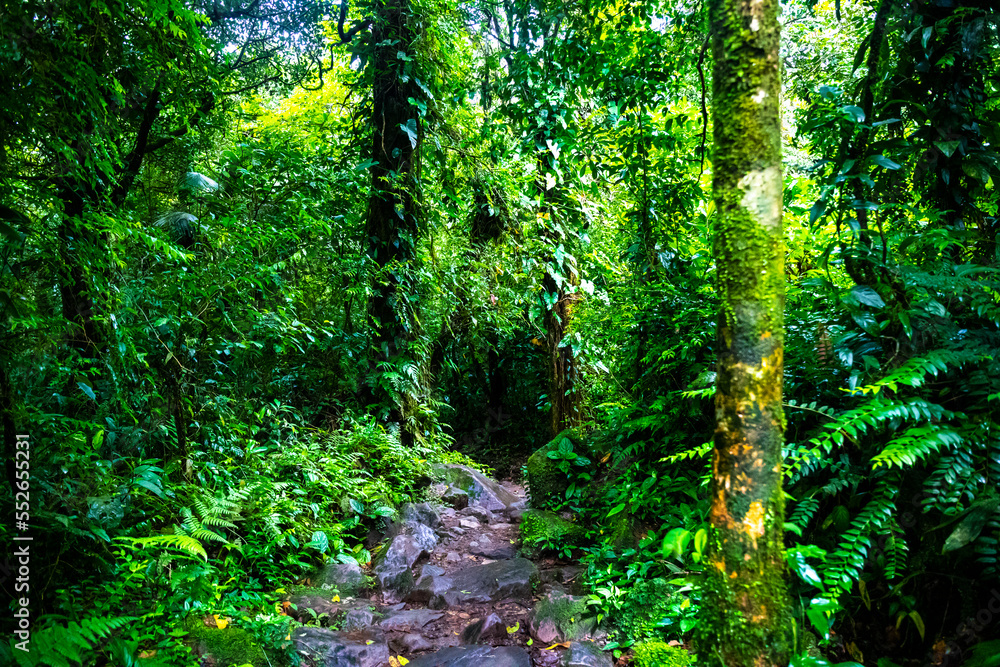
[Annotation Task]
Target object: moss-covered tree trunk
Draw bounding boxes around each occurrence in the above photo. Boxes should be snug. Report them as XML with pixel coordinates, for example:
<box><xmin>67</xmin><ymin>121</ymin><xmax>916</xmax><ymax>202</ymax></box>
<box><xmin>698</xmin><ymin>0</ymin><xmax>791</xmax><ymax>663</ymax></box>
<box><xmin>364</xmin><ymin>0</ymin><xmax>421</xmax><ymax>439</ymax></box>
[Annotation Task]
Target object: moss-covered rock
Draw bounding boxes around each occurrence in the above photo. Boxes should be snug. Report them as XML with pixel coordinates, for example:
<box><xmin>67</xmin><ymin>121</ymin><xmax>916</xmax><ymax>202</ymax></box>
<box><xmin>185</xmin><ymin>616</ymin><xmax>267</xmax><ymax>667</ymax></box>
<box><xmin>520</xmin><ymin>509</ymin><xmax>584</xmax><ymax>556</ymax></box>
<box><xmin>525</xmin><ymin>429</ymin><xmax>588</xmax><ymax>508</ymax></box>
<box><xmin>529</xmin><ymin>587</ymin><xmax>599</xmax><ymax>642</ymax></box>
<box><xmin>633</xmin><ymin>641</ymin><xmax>692</xmax><ymax>667</ymax></box>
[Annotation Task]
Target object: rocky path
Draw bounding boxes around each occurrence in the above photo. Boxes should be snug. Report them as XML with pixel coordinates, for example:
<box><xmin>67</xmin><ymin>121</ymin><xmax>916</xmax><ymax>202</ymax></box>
<box><xmin>286</xmin><ymin>464</ymin><xmax>609</xmax><ymax>667</ymax></box>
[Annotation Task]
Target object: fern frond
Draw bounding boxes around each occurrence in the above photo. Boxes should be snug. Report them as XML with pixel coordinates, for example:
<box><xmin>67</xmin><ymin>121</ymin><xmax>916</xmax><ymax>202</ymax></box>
<box><xmin>12</xmin><ymin>615</ymin><xmax>137</xmax><ymax>666</ymax></box>
<box><xmin>821</xmin><ymin>480</ymin><xmax>898</xmax><ymax>594</ymax></box>
<box><xmin>116</xmin><ymin>534</ymin><xmax>208</xmax><ymax>560</ymax></box>
<box><xmin>871</xmin><ymin>425</ymin><xmax>964</xmax><ymax>469</ymax></box>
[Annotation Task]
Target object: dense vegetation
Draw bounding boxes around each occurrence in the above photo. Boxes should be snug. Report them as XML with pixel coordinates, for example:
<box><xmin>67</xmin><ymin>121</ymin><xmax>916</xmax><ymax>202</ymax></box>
<box><xmin>2</xmin><ymin>0</ymin><xmax>1000</xmax><ymax>665</ymax></box>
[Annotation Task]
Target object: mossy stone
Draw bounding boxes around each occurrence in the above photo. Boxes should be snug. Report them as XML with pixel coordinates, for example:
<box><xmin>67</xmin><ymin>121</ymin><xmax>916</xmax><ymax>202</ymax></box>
<box><xmin>633</xmin><ymin>641</ymin><xmax>692</xmax><ymax>667</ymax></box>
<box><xmin>526</xmin><ymin>428</ymin><xmax>587</xmax><ymax>509</ymax></box>
<box><xmin>530</xmin><ymin>587</ymin><xmax>597</xmax><ymax>642</ymax></box>
<box><xmin>520</xmin><ymin>509</ymin><xmax>583</xmax><ymax>556</ymax></box>
<box><xmin>185</xmin><ymin>616</ymin><xmax>267</xmax><ymax>667</ymax></box>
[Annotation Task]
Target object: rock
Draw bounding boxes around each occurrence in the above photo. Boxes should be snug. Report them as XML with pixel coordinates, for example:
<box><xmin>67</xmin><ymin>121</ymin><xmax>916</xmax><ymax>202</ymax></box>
<box><xmin>431</xmin><ymin>464</ymin><xmax>520</xmax><ymax>511</ymax></box>
<box><xmin>292</xmin><ymin>626</ymin><xmax>389</xmax><ymax>667</ymax></box>
<box><xmin>410</xmin><ymin>558</ymin><xmax>538</xmax><ymax>609</ymax></box>
<box><xmin>562</xmin><ymin>642</ymin><xmax>612</xmax><ymax>667</ymax></box>
<box><xmin>441</xmin><ymin>486</ymin><xmax>470</xmax><ymax>509</ymax></box>
<box><xmin>445</xmin><ymin>552</ymin><xmax>462</xmax><ymax>562</ymax></box>
<box><xmin>441</xmin><ymin>507</ymin><xmax>458</xmax><ymax>519</ymax></box>
<box><xmin>508</xmin><ymin>506</ymin><xmax>526</xmax><ymax>522</ymax></box>
<box><xmin>459</xmin><ymin>517</ymin><xmax>480</xmax><ymax>530</ymax></box>
<box><xmin>525</xmin><ymin>429</ymin><xmax>587</xmax><ymax>509</ymax></box>
<box><xmin>459</xmin><ymin>506</ymin><xmax>494</xmax><ymax>523</ymax></box>
<box><xmin>471</xmin><ymin>542</ymin><xmax>516</xmax><ymax>559</ymax></box>
<box><xmin>313</xmin><ymin>562</ymin><xmax>367</xmax><ymax>597</ymax></box>
<box><xmin>406</xmin><ymin>645</ymin><xmax>532</xmax><ymax>667</ymax></box>
<box><xmin>379</xmin><ymin>609</ymin><xmax>445</xmax><ymax>632</ymax></box>
<box><xmin>461</xmin><ymin>613</ymin><xmax>507</xmax><ymax>644</ymax></box>
<box><xmin>375</xmin><ymin>524</ymin><xmax>439</xmax><ymax>602</ymax></box>
<box><xmin>490</xmin><ymin>523</ymin><xmax>514</xmax><ymax>531</ymax></box>
<box><xmin>400</xmin><ymin>502</ymin><xmax>443</xmax><ymax>530</ymax></box>
<box><xmin>393</xmin><ymin>633</ymin><xmax>435</xmax><ymax>653</ymax></box>
<box><xmin>534</xmin><ymin>649</ymin><xmax>561</xmax><ymax>667</ymax></box>
<box><xmin>340</xmin><ymin>608</ymin><xmax>376</xmax><ymax>631</ymax></box>
<box><xmin>520</xmin><ymin>509</ymin><xmax>583</xmax><ymax>557</ymax></box>
<box><xmin>385</xmin><ymin>602</ymin><xmax>406</xmax><ymax>611</ymax></box>
<box><xmin>452</xmin><ymin>527</ymin><xmax>465</xmax><ymax>535</ymax></box>
<box><xmin>477</xmin><ymin>533</ymin><xmax>492</xmax><ymax>545</ymax></box>
<box><xmin>421</xmin><ymin>564</ymin><xmax>446</xmax><ymax>577</ymax></box>
<box><xmin>530</xmin><ymin>587</ymin><xmax>599</xmax><ymax>643</ymax></box>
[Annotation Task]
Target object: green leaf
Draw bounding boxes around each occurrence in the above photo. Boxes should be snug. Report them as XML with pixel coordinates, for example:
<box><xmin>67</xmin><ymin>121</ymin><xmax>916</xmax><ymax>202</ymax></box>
<box><xmin>400</xmin><ymin>119</ymin><xmax>418</xmax><ymax>149</ymax></box>
<box><xmin>842</xmin><ymin>105</ymin><xmax>865</xmax><ymax>122</ymax></box>
<box><xmin>851</xmin><ymin>286</ymin><xmax>885</xmax><ymax>308</ymax></box>
<box><xmin>606</xmin><ymin>503</ymin><xmax>626</xmax><ymax>518</ymax></box>
<box><xmin>934</xmin><ymin>140</ymin><xmax>961</xmax><ymax>158</ymax></box>
<box><xmin>870</xmin><ymin>155</ymin><xmax>901</xmax><ymax>170</ymax></box>
<box><xmin>77</xmin><ymin>382</ymin><xmax>97</xmax><ymax>401</ymax></box>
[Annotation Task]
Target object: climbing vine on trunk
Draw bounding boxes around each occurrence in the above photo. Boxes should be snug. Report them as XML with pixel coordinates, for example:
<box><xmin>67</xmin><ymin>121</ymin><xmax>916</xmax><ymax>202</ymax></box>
<box><xmin>696</xmin><ymin>0</ymin><xmax>791</xmax><ymax>663</ymax></box>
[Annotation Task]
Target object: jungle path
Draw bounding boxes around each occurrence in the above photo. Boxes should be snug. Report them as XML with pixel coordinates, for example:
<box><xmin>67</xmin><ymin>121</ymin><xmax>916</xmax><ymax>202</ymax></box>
<box><xmin>282</xmin><ymin>463</ymin><xmax>610</xmax><ymax>667</ymax></box>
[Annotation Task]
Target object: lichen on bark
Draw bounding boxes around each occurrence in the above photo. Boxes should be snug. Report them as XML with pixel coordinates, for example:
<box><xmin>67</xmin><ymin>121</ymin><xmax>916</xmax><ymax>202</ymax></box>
<box><xmin>696</xmin><ymin>0</ymin><xmax>792</xmax><ymax>663</ymax></box>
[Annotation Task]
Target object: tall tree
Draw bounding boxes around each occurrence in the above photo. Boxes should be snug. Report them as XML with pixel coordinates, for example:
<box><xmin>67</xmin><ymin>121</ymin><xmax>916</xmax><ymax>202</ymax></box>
<box><xmin>698</xmin><ymin>0</ymin><xmax>791</xmax><ymax>662</ymax></box>
<box><xmin>362</xmin><ymin>0</ymin><xmax>423</xmax><ymax>437</ymax></box>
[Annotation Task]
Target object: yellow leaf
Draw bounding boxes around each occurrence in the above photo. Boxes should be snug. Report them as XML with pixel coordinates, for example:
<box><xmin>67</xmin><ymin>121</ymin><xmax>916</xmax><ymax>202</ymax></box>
<box><xmin>680</xmin><ymin>599</ymin><xmax>691</xmax><ymax>609</ymax></box>
<box><xmin>366</xmin><ymin>640</ymin><xmax>374</xmax><ymax>645</ymax></box>
<box><xmin>399</xmin><ymin>658</ymin><xmax>409</xmax><ymax>666</ymax></box>
<box><xmin>332</xmin><ymin>595</ymin><xmax>340</xmax><ymax>602</ymax></box>
<box><xmin>389</xmin><ymin>658</ymin><xmax>400</xmax><ymax>667</ymax></box>
<box><xmin>506</xmin><ymin>622</ymin><xmax>520</xmax><ymax>634</ymax></box>
<box><xmin>213</xmin><ymin>615</ymin><xmax>229</xmax><ymax>630</ymax></box>
<box><xmin>527</xmin><ymin>639</ymin><xmax>533</xmax><ymax>646</ymax></box>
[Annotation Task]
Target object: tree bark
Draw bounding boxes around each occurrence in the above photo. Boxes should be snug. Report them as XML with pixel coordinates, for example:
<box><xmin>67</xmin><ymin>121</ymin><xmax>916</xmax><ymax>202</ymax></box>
<box><xmin>697</xmin><ymin>0</ymin><xmax>791</xmax><ymax>663</ymax></box>
<box><xmin>364</xmin><ymin>0</ymin><xmax>421</xmax><ymax>440</ymax></box>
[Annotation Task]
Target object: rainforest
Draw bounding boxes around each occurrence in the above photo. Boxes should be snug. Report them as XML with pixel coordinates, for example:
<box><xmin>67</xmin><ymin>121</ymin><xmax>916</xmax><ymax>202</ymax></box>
<box><xmin>2</xmin><ymin>0</ymin><xmax>1000</xmax><ymax>666</ymax></box>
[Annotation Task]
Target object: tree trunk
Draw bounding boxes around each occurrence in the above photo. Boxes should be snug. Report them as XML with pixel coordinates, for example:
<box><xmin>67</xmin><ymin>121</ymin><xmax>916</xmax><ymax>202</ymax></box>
<box><xmin>698</xmin><ymin>0</ymin><xmax>791</xmax><ymax>663</ymax></box>
<box><xmin>364</xmin><ymin>0</ymin><xmax>421</xmax><ymax>440</ymax></box>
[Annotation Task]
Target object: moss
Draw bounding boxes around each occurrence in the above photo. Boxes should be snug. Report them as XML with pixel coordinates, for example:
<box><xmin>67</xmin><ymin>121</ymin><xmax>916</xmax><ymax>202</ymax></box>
<box><xmin>614</xmin><ymin>578</ymin><xmax>673</xmax><ymax>640</ymax></box>
<box><xmin>185</xmin><ymin>616</ymin><xmax>267</xmax><ymax>667</ymax></box>
<box><xmin>634</xmin><ymin>641</ymin><xmax>693</xmax><ymax>667</ymax></box>
<box><xmin>520</xmin><ymin>509</ymin><xmax>583</xmax><ymax>555</ymax></box>
<box><xmin>532</xmin><ymin>589</ymin><xmax>596</xmax><ymax>640</ymax></box>
<box><xmin>525</xmin><ymin>428</ymin><xmax>587</xmax><ymax>509</ymax></box>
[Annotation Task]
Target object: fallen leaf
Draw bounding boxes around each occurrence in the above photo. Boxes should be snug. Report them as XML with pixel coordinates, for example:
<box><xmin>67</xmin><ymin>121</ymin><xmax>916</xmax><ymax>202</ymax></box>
<box><xmin>506</xmin><ymin>622</ymin><xmax>520</xmax><ymax>634</ymax></box>
<box><xmin>399</xmin><ymin>658</ymin><xmax>409</xmax><ymax>666</ymax></box>
<box><xmin>138</xmin><ymin>651</ymin><xmax>157</xmax><ymax>658</ymax></box>
<box><xmin>332</xmin><ymin>594</ymin><xmax>341</xmax><ymax>602</ymax></box>
<box><xmin>543</xmin><ymin>642</ymin><xmax>571</xmax><ymax>650</ymax></box>
<box><xmin>212</xmin><ymin>615</ymin><xmax>229</xmax><ymax>630</ymax></box>
<box><xmin>366</xmin><ymin>640</ymin><xmax>374</xmax><ymax>645</ymax></box>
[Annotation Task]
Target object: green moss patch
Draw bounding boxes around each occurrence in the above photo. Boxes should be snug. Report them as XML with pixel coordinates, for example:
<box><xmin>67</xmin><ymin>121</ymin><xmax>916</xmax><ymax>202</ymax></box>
<box><xmin>185</xmin><ymin>616</ymin><xmax>267</xmax><ymax>667</ymax></box>
<box><xmin>634</xmin><ymin>641</ymin><xmax>693</xmax><ymax>667</ymax></box>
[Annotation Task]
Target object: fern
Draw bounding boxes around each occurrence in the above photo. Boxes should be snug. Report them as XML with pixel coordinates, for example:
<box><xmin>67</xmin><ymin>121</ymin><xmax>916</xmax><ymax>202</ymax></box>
<box><xmin>116</xmin><ymin>534</ymin><xmax>208</xmax><ymax>560</ymax></box>
<box><xmin>11</xmin><ymin>615</ymin><xmax>136</xmax><ymax>667</ymax></box>
<box><xmin>821</xmin><ymin>480</ymin><xmax>898</xmax><ymax>595</ymax></box>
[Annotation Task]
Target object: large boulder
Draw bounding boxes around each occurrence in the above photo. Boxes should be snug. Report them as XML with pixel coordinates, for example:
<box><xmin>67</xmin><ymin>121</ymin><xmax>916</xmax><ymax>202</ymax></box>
<box><xmin>525</xmin><ymin>429</ymin><xmax>584</xmax><ymax>508</ymax></box>
<box><xmin>292</xmin><ymin>626</ymin><xmax>390</xmax><ymax>667</ymax></box>
<box><xmin>430</xmin><ymin>464</ymin><xmax>520</xmax><ymax>511</ymax></box>
<box><xmin>312</xmin><ymin>562</ymin><xmax>367</xmax><ymax>597</ymax></box>
<box><xmin>520</xmin><ymin>509</ymin><xmax>584</xmax><ymax>557</ymax></box>
<box><xmin>400</xmin><ymin>502</ymin><xmax>443</xmax><ymax>530</ymax></box>
<box><xmin>406</xmin><ymin>646</ymin><xmax>532</xmax><ymax>667</ymax></box>
<box><xmin>409</xmin><ymin>558</ymin><xmax>539</xmax><ymax>609</ymax></box>
<box><xmin>375</xmin><ymin>522</ymin><xmax>439</xmax><ymax>602</ymax></box>
<box><xmin>530</xmin><ymin>587</ymin><xmax>599</xmax><ymax>643</ymax></box>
